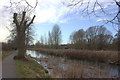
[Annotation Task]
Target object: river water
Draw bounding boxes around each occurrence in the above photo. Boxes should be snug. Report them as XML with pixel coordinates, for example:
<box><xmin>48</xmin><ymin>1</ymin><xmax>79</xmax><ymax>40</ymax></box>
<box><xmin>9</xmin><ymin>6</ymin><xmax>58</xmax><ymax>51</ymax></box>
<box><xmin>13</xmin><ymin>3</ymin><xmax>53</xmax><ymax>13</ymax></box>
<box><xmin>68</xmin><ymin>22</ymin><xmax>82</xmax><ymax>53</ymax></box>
<box><xmin>26</xmin><ymin>50</ymin><xmax>119</xmax><ymax>78</ymax></box>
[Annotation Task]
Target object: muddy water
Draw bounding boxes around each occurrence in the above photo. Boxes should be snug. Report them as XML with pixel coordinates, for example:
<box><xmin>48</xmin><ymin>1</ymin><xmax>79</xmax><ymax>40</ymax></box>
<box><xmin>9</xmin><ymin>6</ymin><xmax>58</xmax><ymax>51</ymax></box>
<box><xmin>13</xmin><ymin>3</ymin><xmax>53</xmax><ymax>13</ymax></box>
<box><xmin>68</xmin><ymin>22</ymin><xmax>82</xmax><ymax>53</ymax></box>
<box><xmin>26</xmin><ymin>50</ymin><xmax>119</xmax><ymax>78</ymax></box>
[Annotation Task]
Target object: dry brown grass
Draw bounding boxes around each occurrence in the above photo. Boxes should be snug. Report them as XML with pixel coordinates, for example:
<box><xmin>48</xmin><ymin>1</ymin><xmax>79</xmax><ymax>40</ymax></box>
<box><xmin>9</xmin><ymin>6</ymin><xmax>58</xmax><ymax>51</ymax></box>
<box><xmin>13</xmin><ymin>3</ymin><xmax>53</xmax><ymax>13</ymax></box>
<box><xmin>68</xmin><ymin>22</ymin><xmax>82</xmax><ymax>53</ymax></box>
<box><xmin>32</xmin><ymin>56</ymin><xmax>111</xmax><ymax>78</ymax></box>
<box><xmin>28</xmin><ymin>48</ymin><xmax>118</xmax><ymax>63</ymax></box>
<box><xmin>53</xmin><ymin>62</ymin><xmax>110</xmax><ymax>78</ymax></box>
<box><xmin>52</xmin><ymin>63</ymin><xmax>84</xmax><ymax>78</ymax></box>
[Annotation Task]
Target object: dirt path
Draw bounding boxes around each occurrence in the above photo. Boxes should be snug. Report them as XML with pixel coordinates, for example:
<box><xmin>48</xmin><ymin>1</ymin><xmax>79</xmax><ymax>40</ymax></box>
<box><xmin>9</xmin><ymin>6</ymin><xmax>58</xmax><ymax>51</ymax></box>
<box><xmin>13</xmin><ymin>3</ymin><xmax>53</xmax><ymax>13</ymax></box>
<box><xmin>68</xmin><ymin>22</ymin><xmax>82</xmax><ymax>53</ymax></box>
<box><xmin>2</xmin><ymin>52</ymin><xmax>18</xmax><ymax>78</ymax></box>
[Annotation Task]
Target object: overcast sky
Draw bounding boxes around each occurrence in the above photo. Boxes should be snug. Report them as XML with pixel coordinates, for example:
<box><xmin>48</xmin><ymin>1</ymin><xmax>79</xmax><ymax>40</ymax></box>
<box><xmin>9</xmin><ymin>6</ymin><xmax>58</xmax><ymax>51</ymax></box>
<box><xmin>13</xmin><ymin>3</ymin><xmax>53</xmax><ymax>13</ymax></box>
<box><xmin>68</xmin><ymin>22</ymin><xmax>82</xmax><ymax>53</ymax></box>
<box><xmin>0</xmin><ymin>0</ymin><xmax>119</xmax><ymax>44</ymax></box>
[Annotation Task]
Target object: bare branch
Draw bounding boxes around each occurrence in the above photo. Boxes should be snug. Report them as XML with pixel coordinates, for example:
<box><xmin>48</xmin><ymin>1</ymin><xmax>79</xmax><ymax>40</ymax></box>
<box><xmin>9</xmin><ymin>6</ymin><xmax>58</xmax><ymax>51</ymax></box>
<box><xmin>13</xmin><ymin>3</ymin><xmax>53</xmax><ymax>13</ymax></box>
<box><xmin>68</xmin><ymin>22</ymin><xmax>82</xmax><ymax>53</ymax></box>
<box><xmin>24</xmin><ymin>0</ymin><xmax>38</xmax><ymax>9</ymax></box>
<box><xmin>88</xmin><ymin>0</ymin><xmax>99</xmax><ymax>17</ymax></box>
<box><xmin>102</xmin><ymin>10</ymin><xmax>120</xmax><ymax>27</ymax></box>
<box><xmin>26</xmin><ymin>15</ymin><xmax>36</xmax><ymax>29</ymax></box>
<box><xmin>9</xmin><ymin>0</ymin><xmax>38</xmax><ymax>13</ymax></box>
<box><xmin>67</xmin><ymin>0</ymin><xmax>83</xmax><ymax>7</ymax></box>
<box><xmin>13</xmin><ymin>13</ymin><xmax>19</xmax><ymax>27</ymax></box>
<box><xmin>114</xmin><ymin>0</ymin><xmax>120</xmax><ymax>7</ymax></box>
<box><xmin>66</xmin><ymin>0</ymin><xmax>120</xmax><ymax>25</ymax></box>
<box><xmin>10</xmin><ymin>0</ymin><xmax>12</xmax><ymax>7</ymax></box>
<box><xmin>20</xmin><ymin>11</ymin><xmax>26</xmax><ymax>26</ymax></box>
<box><xmin>81</xmin><ymin>0</ymin><xmax>90</xmax><ymax>14</ymax></box>
<box><xmin>34</xmin><ymin>0</ymin><xmax>38</xmax><ymax>9</ymax></box>
<box><xmin>96</xmin><ymin>1</ymin><xmax>109</xmax><ymax>15</ymax></box>
<box><xmin>24</xmin><ymin>0</ymin><xmax>33</xmax><ymax>8</ymax></box>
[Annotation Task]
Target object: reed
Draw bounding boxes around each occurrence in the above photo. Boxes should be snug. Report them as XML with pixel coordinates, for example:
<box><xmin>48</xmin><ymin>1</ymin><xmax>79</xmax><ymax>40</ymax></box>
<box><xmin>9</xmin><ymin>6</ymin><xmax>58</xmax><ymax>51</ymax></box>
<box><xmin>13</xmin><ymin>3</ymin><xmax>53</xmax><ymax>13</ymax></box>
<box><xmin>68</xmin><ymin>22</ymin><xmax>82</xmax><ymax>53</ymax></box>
<box><xmin>28</xmin><ymin>48</ymin><xmax>118</xmax><ymax>63</ymax></box>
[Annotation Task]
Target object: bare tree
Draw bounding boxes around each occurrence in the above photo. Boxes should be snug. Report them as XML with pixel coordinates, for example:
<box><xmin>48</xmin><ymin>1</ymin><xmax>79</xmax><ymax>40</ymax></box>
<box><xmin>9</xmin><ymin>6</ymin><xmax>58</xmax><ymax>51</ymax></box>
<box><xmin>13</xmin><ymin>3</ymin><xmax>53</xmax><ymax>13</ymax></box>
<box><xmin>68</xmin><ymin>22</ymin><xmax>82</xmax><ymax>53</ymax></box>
<box><xmin>25</xmin><ymin>27</ymin><xmax>35</xmax><ymax>46</ymax></box>
<box><xmin>49</xmin><ymin>24</ymin><xmax>62</xmax><ymax>49</ymax></box>
<box><xmin>40</xmin><ymin>35</ymin><xmax>44</xmax><ymax>46</ymax></box>
<box><xmin>70</xmin><ymin>29</ymin><xmax>85</xmax><ymax>49</ymax></box>
<box><xmin>70</xmin><ymin>26</ymin><xmax>113</xmax><ymax>50</ymax></box>
<box><xmin>13</xmin><ymin>11</ymin><xmax>35</xmax><ymax>59</ymax></box>
<box><xmin>8</xmin><ymin>22</ymin><xmax>34</xmax><ymax>47</ymax></box>
<box><xmin>48</xmin><ymin>31</ymin><xmax>53</xmax><ymax>48</ymax></box>
<box><xmin>85</xmin><ymin>26</ymin><xmax>113</xmax><ymax>50</ymax></box>
<box><xmin>96</xmin><ymin>26</ymin><xmax>113</xmax><ymax>50</ymax></box>
<box><xmin>85</xmin><ymin>26</ymin><xmax>98</xmax><ymax>50</ymax></box>
<box><xmin>44</xmin><ymin>34</ymin><xmax>48</xmax><ymax>46</ymax></box>
<box><xmin>6</xmin><ymin>0</ymin><xmax>38</xmax><ymax>59</ymax></box>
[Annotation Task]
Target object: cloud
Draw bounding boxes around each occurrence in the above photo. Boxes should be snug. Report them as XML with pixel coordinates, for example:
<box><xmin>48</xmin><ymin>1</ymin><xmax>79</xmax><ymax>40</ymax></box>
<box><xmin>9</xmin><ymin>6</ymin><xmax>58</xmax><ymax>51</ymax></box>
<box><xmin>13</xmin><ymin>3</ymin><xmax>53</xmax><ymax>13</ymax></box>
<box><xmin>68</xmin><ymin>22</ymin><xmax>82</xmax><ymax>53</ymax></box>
<box><xmin>34</xmin><ymin>0</ymin><xmax>71</xmax><ymax>24</ymax></box>
<box><xmin>0</xmin><ymin>26</ymin><xmax>10</xmax><ymax>42</ymax></box>
<box><xmin>59</xmin><ymin>19</ymin><xmax>67</xmax><ymax>23</ymax></box>
<box><xmin>97</xmin><ymin>18</ymin><xmax>108</xmax><ymax>22</ymax></box>
<box><xmin>0</xmin><ymin>0</ymin><xmax>116</xmax><ymax>24</ymax></box>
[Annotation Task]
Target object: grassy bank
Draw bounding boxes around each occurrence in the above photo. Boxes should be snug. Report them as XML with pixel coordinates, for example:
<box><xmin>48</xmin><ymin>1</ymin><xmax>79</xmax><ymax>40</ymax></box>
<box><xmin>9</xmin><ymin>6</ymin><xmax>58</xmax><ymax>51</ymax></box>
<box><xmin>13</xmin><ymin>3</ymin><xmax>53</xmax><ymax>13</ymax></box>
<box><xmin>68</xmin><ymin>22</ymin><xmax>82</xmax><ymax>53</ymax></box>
<box><xmin>16</xmin><ymin>55</ymin><xmax>51</xmax><ymax>78</ymax></box>
<box><xmin>28</xmin><ymin>48</ymin><xmax>118</xmax><ymax>63</ymax></box>
<box><xmin>2</xmin><ymin>51</ymin><xmax>16</xmax><ymax>60</ymax></box>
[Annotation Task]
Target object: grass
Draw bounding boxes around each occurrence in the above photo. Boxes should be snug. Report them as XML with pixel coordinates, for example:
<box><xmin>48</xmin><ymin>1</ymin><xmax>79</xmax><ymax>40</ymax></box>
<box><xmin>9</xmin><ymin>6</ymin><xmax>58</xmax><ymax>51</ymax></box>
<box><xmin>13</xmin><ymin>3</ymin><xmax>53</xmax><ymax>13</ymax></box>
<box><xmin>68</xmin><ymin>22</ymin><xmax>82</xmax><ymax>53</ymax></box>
<box><xmin>16</xmin><ymin>55</ymin><xmax>51</xmax><ymax>78</ymax></box>
<box><xmin>28</xmin><ymin>48</ymin><xmax>118</xmax><ymax>63</ymax></box>
<box><xmin>2</xmin><ymin>51</ymin><xmax>16</xmax><ymax>60</ymax></box>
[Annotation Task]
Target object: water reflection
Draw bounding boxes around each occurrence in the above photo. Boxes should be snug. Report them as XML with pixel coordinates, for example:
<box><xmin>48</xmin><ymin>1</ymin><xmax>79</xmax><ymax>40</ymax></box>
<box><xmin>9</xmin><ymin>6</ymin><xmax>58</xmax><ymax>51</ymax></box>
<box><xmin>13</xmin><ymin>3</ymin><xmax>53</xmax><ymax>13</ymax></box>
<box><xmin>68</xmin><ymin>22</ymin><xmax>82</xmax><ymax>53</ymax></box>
<box><xmin>27</xmin><ymin>50</ymin><xmax>47</xmax><ymax>58</ymax></box>
<box><xmin>26</xmin><ymin>50</ymin><xmax>119</xmax><ymax>78</ymax></box>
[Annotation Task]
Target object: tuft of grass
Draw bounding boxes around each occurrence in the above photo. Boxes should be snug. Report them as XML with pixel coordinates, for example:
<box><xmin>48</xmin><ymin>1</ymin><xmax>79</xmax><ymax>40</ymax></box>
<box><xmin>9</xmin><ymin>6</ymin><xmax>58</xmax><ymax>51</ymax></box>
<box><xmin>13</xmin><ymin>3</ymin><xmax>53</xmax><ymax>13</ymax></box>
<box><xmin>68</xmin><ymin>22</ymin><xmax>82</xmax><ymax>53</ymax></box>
<box><xmin>16</xmin><ymin>55</ymin><xmax>51</xmax><ymax>78</ymax></box>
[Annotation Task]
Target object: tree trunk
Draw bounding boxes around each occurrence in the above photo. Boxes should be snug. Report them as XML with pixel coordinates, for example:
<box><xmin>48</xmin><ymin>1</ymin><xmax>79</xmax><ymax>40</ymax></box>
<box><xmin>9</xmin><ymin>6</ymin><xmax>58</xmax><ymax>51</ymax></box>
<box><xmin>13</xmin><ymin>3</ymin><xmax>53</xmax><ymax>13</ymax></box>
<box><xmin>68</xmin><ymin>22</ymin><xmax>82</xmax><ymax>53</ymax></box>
<box><xmin>118</xmin><ymin>5</ymin><xmax>120</xmax><ymax>63</ymax></box>
<box><xmin>118</xmin><ymin>29</ymin><xmax>120</xmax><ymax>77</ymax></box>
<box><xmin>17</xmin><ymin>30</ymin><xmax>26</xmax><ymax>59</ymax></box>
<box><xmin>118</xmin><ymin>29</ymin><xmax>120</xmax><ymax>61</ymax></box>
<box><xmin>13</xmin><ymin>12</ymin><xmax>35</xmax><ymax>59</ymax></box>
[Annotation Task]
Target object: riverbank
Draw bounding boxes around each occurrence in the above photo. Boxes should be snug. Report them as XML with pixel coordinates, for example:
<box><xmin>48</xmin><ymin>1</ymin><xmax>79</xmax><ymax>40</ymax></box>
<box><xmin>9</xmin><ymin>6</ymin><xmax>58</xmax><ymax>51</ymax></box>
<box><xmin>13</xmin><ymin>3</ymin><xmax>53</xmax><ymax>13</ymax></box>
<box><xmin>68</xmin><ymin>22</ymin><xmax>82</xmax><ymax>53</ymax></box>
<box><xmin>27</xmin><ymin>50</ymin><xmax>119</xmax><ymax>78</ymax></box>
<box><xmin>16</xmin><ymin>55</ymin><xmax>51</xmax><ymax>78</ymax></box>
<box><xmin>28</xmin><ymin>48</ymin><xmax>118</xmax><ymax>63</ymax></box>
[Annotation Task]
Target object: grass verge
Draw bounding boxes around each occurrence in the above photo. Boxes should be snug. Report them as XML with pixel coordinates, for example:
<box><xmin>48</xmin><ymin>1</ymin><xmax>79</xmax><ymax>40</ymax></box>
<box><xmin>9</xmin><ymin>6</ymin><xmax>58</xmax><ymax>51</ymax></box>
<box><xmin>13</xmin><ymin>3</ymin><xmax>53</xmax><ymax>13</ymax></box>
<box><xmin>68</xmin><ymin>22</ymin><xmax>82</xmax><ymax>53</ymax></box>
<box><xmin>16</xmin><ymin>55</ymin><xmax>51</xmax><ymax>78</ymax></box>
<box><xmin>2</xmin><ymin>51</ymin><xmax>16</xmax><ymax>60</ymax></box>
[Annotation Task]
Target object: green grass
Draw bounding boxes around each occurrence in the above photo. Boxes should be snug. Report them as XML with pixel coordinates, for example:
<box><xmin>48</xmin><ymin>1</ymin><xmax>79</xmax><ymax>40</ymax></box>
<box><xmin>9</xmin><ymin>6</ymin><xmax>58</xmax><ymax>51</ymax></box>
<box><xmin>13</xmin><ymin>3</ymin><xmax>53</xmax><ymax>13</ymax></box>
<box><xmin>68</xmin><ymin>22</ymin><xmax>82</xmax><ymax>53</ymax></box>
<box><xmin>16</xmin><ymin>55</ymin><xmax>51</xmax><ymax>78</ymax></box>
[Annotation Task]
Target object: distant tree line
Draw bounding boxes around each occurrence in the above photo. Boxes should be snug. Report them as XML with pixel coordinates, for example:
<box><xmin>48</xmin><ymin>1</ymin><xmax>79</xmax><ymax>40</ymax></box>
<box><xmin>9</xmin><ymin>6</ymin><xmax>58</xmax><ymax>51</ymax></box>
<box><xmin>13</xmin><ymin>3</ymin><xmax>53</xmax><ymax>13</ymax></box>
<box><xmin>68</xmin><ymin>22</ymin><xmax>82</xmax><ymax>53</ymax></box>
<box><xmin>2</xmin><ymin>39</ymin><xmax>17</xmax><ymax>51</ymax></box>
<box><xmin>3</xmin><ymin>25</ymin><xmax>117</xmax><ymax>51</ymax></box>
<box><xmin>34</xmin><ymin>25</ymin><xmax>117</xmax><ymax>50</ymax></box>
<box><xmin>34</xmin><ymin>24</ymin><xmax>62</xmax><ymax>49</ymax></box>
<box><xmin>70</xmin><ymin>25</ymin><xmax>117</xmax><ymax>50</ymax></box>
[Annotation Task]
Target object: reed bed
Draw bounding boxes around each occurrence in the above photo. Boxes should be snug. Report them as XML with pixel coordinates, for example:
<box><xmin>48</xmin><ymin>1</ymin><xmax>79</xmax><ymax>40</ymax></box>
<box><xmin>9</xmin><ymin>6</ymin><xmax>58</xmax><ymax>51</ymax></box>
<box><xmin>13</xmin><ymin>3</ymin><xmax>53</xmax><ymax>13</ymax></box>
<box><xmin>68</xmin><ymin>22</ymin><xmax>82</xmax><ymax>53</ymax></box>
<box><xmin>31</xmin><ymin>55</ymin><xmax>111</xmax><ymax>78</ymax></box>
<box><xmin>28</xmin><ymin>48</ymin><xmax>118</xmax><ymax>63</ymax></box>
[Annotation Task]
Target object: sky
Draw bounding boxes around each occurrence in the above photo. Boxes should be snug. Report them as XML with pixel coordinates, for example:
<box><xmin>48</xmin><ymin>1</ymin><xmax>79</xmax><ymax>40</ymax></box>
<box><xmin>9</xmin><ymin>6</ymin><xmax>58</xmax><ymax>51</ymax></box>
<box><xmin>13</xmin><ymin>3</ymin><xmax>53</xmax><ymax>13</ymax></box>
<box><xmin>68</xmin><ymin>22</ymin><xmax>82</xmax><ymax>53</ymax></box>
<box><xmin>0</xmin><ymin>0</ymin><xmax>119</xmax><ymax>44</ymax></box>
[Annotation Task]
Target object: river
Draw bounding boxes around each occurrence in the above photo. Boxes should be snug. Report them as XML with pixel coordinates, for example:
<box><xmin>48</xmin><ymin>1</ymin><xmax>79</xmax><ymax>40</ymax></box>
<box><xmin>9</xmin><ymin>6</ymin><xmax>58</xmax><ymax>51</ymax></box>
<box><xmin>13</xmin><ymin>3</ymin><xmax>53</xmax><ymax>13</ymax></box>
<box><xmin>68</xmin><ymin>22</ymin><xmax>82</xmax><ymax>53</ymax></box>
<box><xmin>26</xmin><ymin>50</ymin><xmax>119</xmax><ymax>78</ymax></box>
